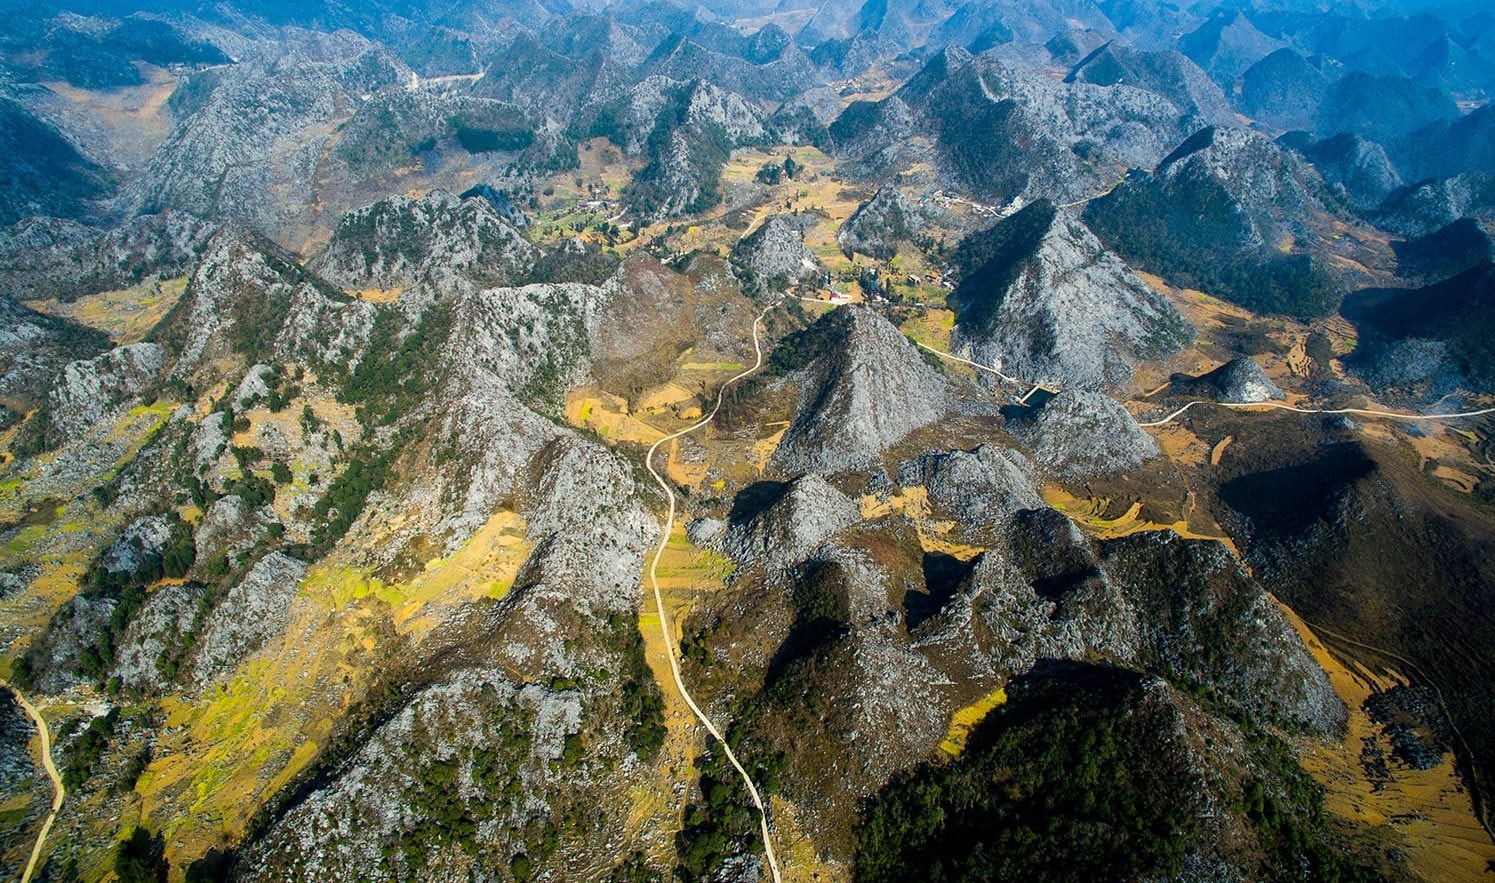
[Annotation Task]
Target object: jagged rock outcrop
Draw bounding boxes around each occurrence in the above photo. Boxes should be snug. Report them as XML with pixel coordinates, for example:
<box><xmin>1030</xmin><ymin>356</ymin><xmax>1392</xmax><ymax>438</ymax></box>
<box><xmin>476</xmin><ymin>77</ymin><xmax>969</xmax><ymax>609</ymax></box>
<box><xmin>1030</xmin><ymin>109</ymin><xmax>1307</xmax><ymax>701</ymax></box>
<box><xmin>0</xmin><ymin>297</ymin><xmax>109</xmax><ymax>405</ymax></box>
<box><xmin>772</xmin><ymin>305</ymin><xmax>949</xmax><ymax>475</ymax></box>
<box><xmin>310</xmin><ymin>190</ymin><xmax>540</xmax><ymax>292</ymax></box>
<box><xmin>1371</xmin><ymin>172</ymin><xmax>1495</xmax><ymax>238</ymax></box>
<box><xmin>623</xmin><ymin>77</ymin><xmax>769</xmax><ymax>220</ymax></box>
<box><xmin>1005</xmin><ymin>389</ymin><xmax>1159</xmax><ymax>479</ymax></box>
<box><xmin>832</xmin><ymin>49</ymin><xmax>1197</xmax><ymax>205</ymax></box>
<box><xmin>923</xmin><ymin>515</ymin><xmax>1343</xmax><ymax>732</ymax></box>
<box><xmin>0</xmin><ymin>210</ymin><xmax>214</xmax><ymax>302</ymax></box>
<box><xmin>1170</xmin><ymin>358</ymin><xmax>1282</xmax><ymax>403</ymax></box>
<box><xmin>119</xmin><ymin>31</ymin><xmax>412</xmax><ymax>233</ymax></box>
<box><xmin>156</xmin><ymin>231</ymin><xmax>376</xmax><ymax>379</ymax></box>
<box><xmin>897</xmin><ymin>444</ymin><xmax>1043</xmax><ymax>535</ymax></box>
<box><xmin>837</xmin><ymin>187</ymin><xmax>925</xmax><ymax>260</ymax></box>
<box><xmin>112</xmin><ymin>582</ymin><xmax>204</xmax><ymax>693</ymax></box>
<box><xmin>731</xmin><ymin>214</ymin><xmax>824</xmax><ymax>292</ymax></box>
<box><xmin>46</xmin><ymin>343</ymin><xmax>164</xmax><ymax>440</ymax></box>
<box><xmin>190</xmin><ymin>552</ymin><xmax>308</xmax><ymax>683</ymax></box>
<box><xmin>949</xmin><ymin>200</ymin><xmax>1190</xmax><ymax>391</ymax></box>
<box><xmin>722</xmin><ymin>474</ymin><xmax>860</xmax><ymax>568</ymax></box>
<box><xmin>99</xmin><ymin>515</ymin><xmax>173</xmax><ymax>576</ymax></box>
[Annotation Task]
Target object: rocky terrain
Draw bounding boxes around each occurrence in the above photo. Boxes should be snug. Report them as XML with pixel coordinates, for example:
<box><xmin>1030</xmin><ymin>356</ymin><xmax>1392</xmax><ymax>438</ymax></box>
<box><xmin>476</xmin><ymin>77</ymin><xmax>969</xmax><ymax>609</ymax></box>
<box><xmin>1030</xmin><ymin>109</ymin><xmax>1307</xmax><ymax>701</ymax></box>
<box><xmin>1</xmin><ymin>0</ymin><xmax>1493</xmax><ymax>880</ymax></box>
<box><xmin>948</xmin><ymin>200</ymin><xmax>1191</xmax><ymax>391</ymax></box>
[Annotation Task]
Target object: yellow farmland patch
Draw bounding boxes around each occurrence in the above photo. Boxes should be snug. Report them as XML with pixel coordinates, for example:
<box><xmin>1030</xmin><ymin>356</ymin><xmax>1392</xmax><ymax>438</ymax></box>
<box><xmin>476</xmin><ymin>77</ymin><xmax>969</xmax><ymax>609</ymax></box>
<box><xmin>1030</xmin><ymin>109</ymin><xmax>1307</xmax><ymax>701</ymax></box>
<box><xmin>24</xmin><ymin>277</ymin><xmax>187</xmax><ymax>345</ymax></box>
<box><xmin>939</xmin><ymin>687</ymin><xmax>1007</xmax><ymax>757</ymax></box>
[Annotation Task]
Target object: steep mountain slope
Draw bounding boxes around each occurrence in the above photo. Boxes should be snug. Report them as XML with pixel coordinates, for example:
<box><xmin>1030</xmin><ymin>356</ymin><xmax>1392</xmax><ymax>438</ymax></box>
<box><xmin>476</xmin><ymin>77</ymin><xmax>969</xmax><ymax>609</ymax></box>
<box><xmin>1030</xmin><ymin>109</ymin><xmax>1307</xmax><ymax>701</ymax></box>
<box><xmin>0</xmin><ymin>98</ymin><xmax>113</xmax><ymax>226</ymax></box>
<box><xmin>309</xmin><ymin>191</ymin><xmax>540</xmax><ymax>292</ymax></box>
<box><xmin>837</xmin><ymin>187</ymin><xmax>925</xmax><ymax>260</ymax></box>
<box><xmin>831</xmin><ymin>48</ymin><xmax>1198</xmax><ymax>205</ymax></box>
<box><xmin>119</xmin><ymin>32</ymin><xmax>412</xmax><ymax>234</ymax></box>
<box><xmin>1289</xmin><ymin>132</ymin><xmax>1404</xmax><ymax>212</ymax></box>
<box><xmin>948</xmin><ymin>200</ymin><xmax>1191</xmax><ymax>391</ymax></box>
<box><xmin>1065</xmin><ymin>40</ymin><xmax>1233</xmax><ymax>124</ymax></box>
<box><xmin>1084</xmin><ymin>126</ymin><xmax>1359</xmax><ymax>319</ymax></box>
<box><xmin>771</xmin><ymin>305</ymin><xmax>950</xmax><ymax>474</ymax></box>
<box><xmin>1341</xmin><ymin>260</ymin><xmax>1495</xmax><ymax>394</ymax></box>
<box><xmin>1238</xmin><ymin>48</ymin><xmax>1327</xmax><ymax>132</ymax></box>
<box><xmin>1179</xmin><ymin>10</ymin><xmax>1285</xmax><ymax>85</ymax></box>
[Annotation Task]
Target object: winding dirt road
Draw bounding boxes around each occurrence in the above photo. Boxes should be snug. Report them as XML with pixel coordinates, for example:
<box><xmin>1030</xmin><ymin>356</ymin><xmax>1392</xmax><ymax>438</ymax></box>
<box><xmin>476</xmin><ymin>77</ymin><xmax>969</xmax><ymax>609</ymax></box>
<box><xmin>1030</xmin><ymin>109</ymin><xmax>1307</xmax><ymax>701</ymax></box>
<box><xmin>910</xmin><ymin>338</ymin><xmax>1495</xmax><ymax>427</ymax></box>
<box><xmin>644</xmin><ymin>301</ymin><xmax>783</xmax><ymax>883</ymax></box>
<box><xmin>2</xmin><ymin>681</ymin><xmax>63</xmax><ymax>883</ymax></box>
<box><xmin>1135</xmin><ymin>398</ymin><xmax>1495</xmax><ymax>427</ymax></box>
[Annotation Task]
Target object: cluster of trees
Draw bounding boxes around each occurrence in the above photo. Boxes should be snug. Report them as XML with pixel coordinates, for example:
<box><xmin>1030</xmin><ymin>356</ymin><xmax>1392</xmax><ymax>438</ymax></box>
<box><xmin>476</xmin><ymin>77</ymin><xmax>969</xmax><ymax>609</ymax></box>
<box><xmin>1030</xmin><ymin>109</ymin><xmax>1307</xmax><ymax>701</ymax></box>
<box><xmin>308</xmin><ymin>443</ymin><xmax>396</xmax><ymax>556</ymax></box>
<box><xmin>60</xmin><ymin>708</ymin><xmax>119</xmax><ymax>789</ymax></box>
<box><xmin>608</xmin><ymin>613</ymin><xmax>666</xmax><ymax>760</ymax></box>
<box><xmin>754</xmin><ymin>155</ymin><xmax>802</xmax><ymax>185</ymax></box>
<box><xmin>342</xmin><ymin>302</ymin><xmax>452</xmax><ymax>427</ymax></box>
<box><xmin>854</xmin><ymin>666</ymin><xmax>1381</xmax><ymax>882</ymax></box>
<box><xmin>675</xmin><ymin>740</ymin><xmax>765</xmax><ymax>881</ymax></box>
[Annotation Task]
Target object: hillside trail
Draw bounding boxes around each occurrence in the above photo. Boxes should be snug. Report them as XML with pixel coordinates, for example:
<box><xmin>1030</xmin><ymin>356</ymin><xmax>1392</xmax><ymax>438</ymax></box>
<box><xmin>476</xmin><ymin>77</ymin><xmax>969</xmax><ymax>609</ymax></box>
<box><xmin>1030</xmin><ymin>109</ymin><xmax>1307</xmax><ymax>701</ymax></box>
<box><xmin>644</xmin><ymin>299</ymin><xmax>783</xmax><ymax>883</ymax></box>
<box><xmin>1</xmin><ymin>681</ymin><xmax>64</xmax><ymax>883</ymax></box>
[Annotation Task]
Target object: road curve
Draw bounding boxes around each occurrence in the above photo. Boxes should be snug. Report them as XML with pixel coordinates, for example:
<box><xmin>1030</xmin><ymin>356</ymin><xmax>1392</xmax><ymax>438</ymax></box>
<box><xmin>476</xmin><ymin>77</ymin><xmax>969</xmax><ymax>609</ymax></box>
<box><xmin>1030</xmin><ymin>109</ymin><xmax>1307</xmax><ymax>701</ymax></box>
<box><xmin>2</xmin><ymin>681</ymin><xmax>64</xmax><ymax>883</ymax></box>
<box><xmin>909</xmin><ymin>337</ymin><xmax>1495</xmax><ymax>428</ymax></box>
<box><xmin>1136</xmin><ymin>399</ymin><xmax>1495</xmax><ymax>428</ymax></box>
<box><xmin>644</xmin><ymin>301</ymin><xmax>783</xmax><ymax>883</ymax></box>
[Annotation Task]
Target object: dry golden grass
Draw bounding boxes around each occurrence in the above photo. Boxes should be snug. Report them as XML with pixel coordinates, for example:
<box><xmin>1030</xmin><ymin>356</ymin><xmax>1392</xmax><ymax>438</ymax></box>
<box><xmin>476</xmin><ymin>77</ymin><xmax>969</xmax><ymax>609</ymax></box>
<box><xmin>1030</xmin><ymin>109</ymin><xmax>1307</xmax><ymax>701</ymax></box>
<box><xmin>938</xmin><ymin>687</ymin><xmax>1008</xmax><ymax>757</ymax></box>
<box><xmin>24</xmin><ymin>277</ymin><xmax>187</xmax><ymax>345</ymax></box>
<box><xmin>1042</xmin><ymin>485</ymin><xmax>1239</xmax><ymax>555</ymax></box>
<box><xmin>1280</xmin><ymin>605</ymin><xmax>1495</xmax><ymax>882</ymax></box>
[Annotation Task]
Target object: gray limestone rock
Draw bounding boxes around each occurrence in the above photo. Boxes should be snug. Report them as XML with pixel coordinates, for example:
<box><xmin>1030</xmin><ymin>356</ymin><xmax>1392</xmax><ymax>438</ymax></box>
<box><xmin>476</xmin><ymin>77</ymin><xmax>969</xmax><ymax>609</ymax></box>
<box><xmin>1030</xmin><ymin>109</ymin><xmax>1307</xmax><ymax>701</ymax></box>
<box><xmin>722</xmin><ymin>474</ymin><xmax>860</xmax><ymax>568</ymax></box>
<box><xmin>773</xmin><ymin>305</ymin><xmax>949</xmax><ymax>475</ymax></box>
<box><xmin>1171</xmin><ymin>358</ymin><xmax>1283</xmax><ymax>403</ymax></box>
<box><xmin>951</xmin><ymin>201</ymin><xmax>1191</xmax><ymax>391</ymax></box>
<box><xmin>1005</xmin><ymin>389</ymin><xmax>1160</xmax><ymax>480</ymax></box>
<box><xmin>48</xmin><ymin>343</ymin><xmax>164</xmax><ymax>439</ymax></box>
<box><xmin>190</xmin><ymin>552</ymin><xmax>308</xmax><ymax>683</ymax></box>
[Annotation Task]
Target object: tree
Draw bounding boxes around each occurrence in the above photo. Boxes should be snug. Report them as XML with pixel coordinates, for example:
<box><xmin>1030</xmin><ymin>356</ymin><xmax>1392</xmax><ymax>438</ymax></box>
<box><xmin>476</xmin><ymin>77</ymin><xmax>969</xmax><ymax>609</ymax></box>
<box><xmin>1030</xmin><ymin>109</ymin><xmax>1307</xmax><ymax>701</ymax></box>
<box><xmin>115</xmin><ymin>827</ymin><xmax>168</xmax><ymax>883</ymax></box>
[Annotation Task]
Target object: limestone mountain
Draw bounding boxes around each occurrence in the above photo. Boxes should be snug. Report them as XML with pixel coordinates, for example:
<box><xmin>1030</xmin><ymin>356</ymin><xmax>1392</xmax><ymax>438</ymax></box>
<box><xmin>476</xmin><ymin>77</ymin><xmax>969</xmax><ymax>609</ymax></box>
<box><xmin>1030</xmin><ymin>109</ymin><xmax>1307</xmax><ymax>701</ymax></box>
<box><xmin>1085</xmin><ymin>125</ymin><xmax>1363</xmax><ymax>318</ymax></box>
<box><xmin>309</xmin><ymin>191</ymin><xmax>540</xmax><ymax>292</ymax></box>
<box><xmin>771</xmin><ymin>305</ymin><xmax>950</xmax><ymax>475</ymax></box>
<box><xmin>949</xmin><ymin>200</ymin><xmax>1191</xmax><ymax>391</ymax></box>
<box><xmin>836</xmin><ymin>186</ymin><xmax>926</xmax><ymax>260</ymax></box>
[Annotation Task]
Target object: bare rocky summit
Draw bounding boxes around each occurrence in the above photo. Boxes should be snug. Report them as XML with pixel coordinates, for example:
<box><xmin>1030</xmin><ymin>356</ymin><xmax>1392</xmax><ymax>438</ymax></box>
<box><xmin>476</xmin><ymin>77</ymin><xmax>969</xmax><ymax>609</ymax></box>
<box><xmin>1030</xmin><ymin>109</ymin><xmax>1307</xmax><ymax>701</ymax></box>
<box><xmin>772</xmin><ymin>305</ymin><xmax>949</xmax><ymax>475</ymax></box>
<box><xmin>950</xmin><ymin>200</ymin><xmax>1191</xmax><ymax>391</ymax></box>
<box><xmin>731</xmin><ymin>214</ymin><xmax>824</xmax><ymax>293</ymax></box>
<box><xmin>1004</xmin><ymin>389</ymin><xmax>1160</xmax><ymax>479</ymax></box>
<box><xmin>1170</xmin><ymin>357</ymin><xmax>1283</xmax><ymax>403</ymax></box>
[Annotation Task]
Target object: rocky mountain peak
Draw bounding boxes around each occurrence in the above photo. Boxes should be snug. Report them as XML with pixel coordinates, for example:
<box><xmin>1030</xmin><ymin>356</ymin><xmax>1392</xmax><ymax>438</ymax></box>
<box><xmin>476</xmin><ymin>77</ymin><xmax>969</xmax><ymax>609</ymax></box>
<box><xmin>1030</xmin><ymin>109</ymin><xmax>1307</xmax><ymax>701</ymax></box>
<box><xmin>310</xmin><ymin>190</ymin><xmax>540</xmax><ymax>292</ymax></box>
<box><xmin>772</xmin><ymin>304</ymin><xmax>949</xmax><ymax>475</ymax></box>
<box><xmin>837</xmin><ymin>186</ymin><xmax>925</xmax><ymax>260</ymax></box>
<box><xmin>1170</xmin><ymin>357</ymin><xmax>1283</xmax><ymax>403</ymax></box>
<box><xmin>950</xmin><ymin>199</ymin><xmax>1191</xmax><ymax>391</ymax></box>
<box><xmin>1005</xmin><ymin>388</ymin><xmax>1160</xmax><ymax>479</ymax></box>
<box><xmin>731</xmin><ymin>214</ymin><xmax>825</xmax><ymax>292</ymax></box>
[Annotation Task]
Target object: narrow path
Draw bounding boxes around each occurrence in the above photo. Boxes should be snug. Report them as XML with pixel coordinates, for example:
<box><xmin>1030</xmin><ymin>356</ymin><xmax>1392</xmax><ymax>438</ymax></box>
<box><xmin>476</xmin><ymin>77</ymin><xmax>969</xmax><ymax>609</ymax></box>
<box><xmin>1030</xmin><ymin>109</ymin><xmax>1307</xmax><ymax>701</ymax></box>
<box><xmin>1136</xmin><ymin>399</ymin><xmax>1495</xmax><ymax>428</ymax></box>
<box><xmin>2</xmin><ymin>681</ymin><xmax>63</xmax><ymax>883</ymax></box>
<box><xmin>644</xmin><ymin>301</ymin><xmax>783</xmax><ymax>883</ymax></box>
<box><xmin>909</xmin><ymin>337</ymin><xmax>1495</xmax><ymax>427</ymax></box>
